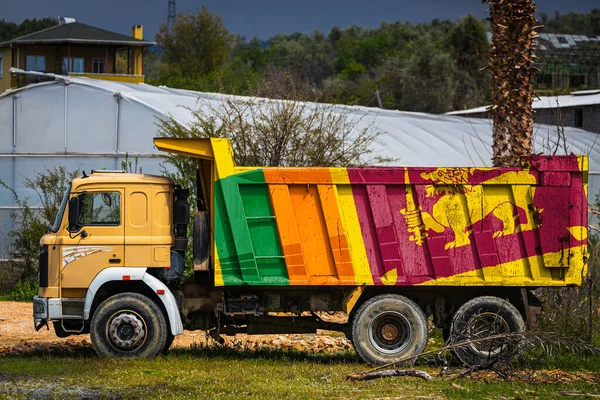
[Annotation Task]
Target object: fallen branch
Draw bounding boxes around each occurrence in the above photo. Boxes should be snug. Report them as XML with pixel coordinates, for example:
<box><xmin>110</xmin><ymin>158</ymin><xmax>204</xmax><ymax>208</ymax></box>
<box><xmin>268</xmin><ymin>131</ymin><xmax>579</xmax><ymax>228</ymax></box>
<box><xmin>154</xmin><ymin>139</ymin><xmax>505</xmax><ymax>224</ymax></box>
<box><xmin>347</xmin><ymin>369</ymin><xmax>432</xmax><ymax>381</ymax></box>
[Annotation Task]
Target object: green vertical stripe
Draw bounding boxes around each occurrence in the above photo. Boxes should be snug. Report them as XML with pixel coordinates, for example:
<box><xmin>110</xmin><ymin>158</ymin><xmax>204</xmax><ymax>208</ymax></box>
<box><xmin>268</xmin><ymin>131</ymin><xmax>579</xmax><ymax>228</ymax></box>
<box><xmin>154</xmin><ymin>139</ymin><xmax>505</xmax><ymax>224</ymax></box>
<box><xmin>214</xmin><ymin>169</ymin><xmax>289</xmax><ymax>286</ymax></box>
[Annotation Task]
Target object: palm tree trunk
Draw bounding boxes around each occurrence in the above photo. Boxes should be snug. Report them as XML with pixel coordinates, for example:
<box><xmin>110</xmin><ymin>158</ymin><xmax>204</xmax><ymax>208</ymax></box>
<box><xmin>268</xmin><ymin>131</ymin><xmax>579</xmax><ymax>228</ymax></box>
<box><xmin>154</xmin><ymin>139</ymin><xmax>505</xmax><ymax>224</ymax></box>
<box><xmin>486</xmin><ymin>0</ymin><xmax>539</xmax><ymax>167</ymax></box>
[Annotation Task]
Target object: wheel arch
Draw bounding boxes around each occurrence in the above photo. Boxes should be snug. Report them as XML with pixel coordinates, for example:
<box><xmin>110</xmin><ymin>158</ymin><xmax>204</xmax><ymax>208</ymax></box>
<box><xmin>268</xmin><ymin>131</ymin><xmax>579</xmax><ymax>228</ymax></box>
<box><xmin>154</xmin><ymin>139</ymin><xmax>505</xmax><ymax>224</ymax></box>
<box><xmin>346</xmin><ymin>286</ymin><xmax>427</xmax><ymax>321</ymax></box>
<box><xmin>84</xmin><ymin>267</ymin><xmax>183</xmax><ymax>336</ymax></box>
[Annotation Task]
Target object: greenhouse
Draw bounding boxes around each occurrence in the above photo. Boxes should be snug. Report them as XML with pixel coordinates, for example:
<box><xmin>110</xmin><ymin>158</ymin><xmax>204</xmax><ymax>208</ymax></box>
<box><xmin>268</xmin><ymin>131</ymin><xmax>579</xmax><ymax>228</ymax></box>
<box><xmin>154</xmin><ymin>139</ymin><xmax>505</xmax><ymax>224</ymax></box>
<box><xmin>1</xmin><ymin>73</ymin><xmax>599</xmax><ymax>258</ymax></box>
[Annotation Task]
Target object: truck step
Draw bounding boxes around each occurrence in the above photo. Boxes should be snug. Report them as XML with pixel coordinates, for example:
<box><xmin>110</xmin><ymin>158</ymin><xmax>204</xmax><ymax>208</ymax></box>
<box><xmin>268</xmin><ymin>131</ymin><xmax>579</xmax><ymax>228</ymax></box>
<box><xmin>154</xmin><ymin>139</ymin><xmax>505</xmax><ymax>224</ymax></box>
<box><xmin>61</xmin><ymin>314</ymin><xmax>84</xmax><ymax>320</ymax></box>
<box><xmin>61</xmin><ymin>298</ymin><xmax>85</xmax><ymax>303</ymax></box>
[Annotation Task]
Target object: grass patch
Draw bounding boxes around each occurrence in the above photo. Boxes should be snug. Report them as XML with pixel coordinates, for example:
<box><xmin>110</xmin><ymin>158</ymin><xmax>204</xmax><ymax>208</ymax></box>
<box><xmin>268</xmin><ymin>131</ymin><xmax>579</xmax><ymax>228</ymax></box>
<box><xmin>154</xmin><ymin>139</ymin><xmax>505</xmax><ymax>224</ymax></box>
<box><xmin>0</xmin><ymin>346</ymin><xmax>599</xmax><ymax>399</ymax></box>
<box><xmin>523</xmin><ymin>352</ymin><xmax>600</xmax><ymax>372</ymax></box>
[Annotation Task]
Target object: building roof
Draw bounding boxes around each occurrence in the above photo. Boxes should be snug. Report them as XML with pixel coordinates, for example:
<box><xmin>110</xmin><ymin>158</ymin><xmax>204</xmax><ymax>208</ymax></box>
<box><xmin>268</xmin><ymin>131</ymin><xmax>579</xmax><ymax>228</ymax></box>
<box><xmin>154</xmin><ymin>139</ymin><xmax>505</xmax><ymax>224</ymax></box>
<box><xmin>0</xmin><ymin>21</ymin><xmax>155</xmax><ymax>47</ymax></box>
<box><xmin>447</xmin><ymin>90</ymin><xmax>600</xmax><ymax>116</ymax></box>
<box><xmin>486</xmin><ymin>32</ymin><xmax>600</xmax><ymax>51</ymax></box>
<box><xmin>537</xmin><ymin>33</ymin><xmax>600</xmax><ymax>51</ymax></box>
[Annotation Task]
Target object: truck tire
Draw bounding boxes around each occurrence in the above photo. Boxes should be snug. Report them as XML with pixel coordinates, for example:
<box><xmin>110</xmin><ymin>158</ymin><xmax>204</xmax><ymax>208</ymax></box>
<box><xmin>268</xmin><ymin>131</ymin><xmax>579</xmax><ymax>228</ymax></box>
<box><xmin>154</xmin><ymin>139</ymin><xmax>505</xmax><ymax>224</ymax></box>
<box><xmin>351</xmin><ymin>294</ymin><xmax>428</xmax><ymax>366</ymax></box>
<box><xmin>449</xmin><ymin>296</ymin><xmax>525</xmax><ymax>367</ymax></box>
<box><xmin>90</xmin><ymin>293</ymin><xmax>168</xmax><ymax>358</ymax></box>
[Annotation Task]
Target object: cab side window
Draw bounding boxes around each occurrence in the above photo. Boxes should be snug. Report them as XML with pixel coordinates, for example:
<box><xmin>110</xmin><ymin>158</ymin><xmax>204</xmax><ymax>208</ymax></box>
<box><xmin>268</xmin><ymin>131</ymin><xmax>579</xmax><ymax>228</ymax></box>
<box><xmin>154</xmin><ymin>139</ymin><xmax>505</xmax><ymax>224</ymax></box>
<box><xmin>79</xmin><ymin>192</ymin><xmax>121</xmax><ymax>226</ymax></box>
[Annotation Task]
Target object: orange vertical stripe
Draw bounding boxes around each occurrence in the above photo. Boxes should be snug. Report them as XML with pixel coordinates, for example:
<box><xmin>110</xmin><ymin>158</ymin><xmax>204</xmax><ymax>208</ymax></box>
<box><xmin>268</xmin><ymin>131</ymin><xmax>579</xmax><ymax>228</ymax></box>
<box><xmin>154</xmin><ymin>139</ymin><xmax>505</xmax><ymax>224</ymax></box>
<box><xmin>317</xmin><ymin>185</ymin><xmax>356</xmax><ymax>282</ymax></box>
<box><xmin>288</xmin><ymin>185</ymin><xmax>339</xmax><ymax>281</ymax></box>
<box><xmin>268</xmin><ymin>185</ymin><xmax>309</xmax><ymax>283</ymax></box>
<box><xmin>265</xmin><ymin>169</ymin><xmax>358</xmax><ymax>285</ymax></box>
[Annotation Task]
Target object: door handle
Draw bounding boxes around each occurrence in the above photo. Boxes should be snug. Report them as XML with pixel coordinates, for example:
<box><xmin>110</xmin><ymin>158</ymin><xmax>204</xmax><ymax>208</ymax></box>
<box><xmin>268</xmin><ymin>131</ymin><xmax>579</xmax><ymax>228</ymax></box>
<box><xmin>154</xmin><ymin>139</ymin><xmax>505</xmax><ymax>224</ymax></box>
<box><xmin>109</xmin><ymin>258</ymin><xmax>121</xmax><ymax>264</ymax></box>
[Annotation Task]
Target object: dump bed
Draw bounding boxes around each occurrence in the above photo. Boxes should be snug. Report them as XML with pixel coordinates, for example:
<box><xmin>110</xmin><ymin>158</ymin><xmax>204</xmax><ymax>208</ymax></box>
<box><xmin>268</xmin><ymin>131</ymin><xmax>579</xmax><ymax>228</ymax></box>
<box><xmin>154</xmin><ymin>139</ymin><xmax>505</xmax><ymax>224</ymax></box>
<box><xmin>155</xmin><ymin>138</ymin><xmax>589</xmax><ymax>288</ymax></box>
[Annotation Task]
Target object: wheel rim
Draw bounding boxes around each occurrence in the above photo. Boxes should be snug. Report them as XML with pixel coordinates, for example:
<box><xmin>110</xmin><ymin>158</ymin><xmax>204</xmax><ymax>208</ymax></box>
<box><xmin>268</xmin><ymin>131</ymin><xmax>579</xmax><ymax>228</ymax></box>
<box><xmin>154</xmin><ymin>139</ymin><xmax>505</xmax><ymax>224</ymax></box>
<box><xmin>106</xmin><ymin>310</ymin><xmax>147</xmax><ymax>352</ymax></box>
<box><xmin>466</xmin><ymin>312</ymin><xmax>509</xmax><ymax>356</ymax></box>
<box><xmin>368</xmin><ymin>311</ymin><xmax>412</xmax><ymax>354</ymax></box>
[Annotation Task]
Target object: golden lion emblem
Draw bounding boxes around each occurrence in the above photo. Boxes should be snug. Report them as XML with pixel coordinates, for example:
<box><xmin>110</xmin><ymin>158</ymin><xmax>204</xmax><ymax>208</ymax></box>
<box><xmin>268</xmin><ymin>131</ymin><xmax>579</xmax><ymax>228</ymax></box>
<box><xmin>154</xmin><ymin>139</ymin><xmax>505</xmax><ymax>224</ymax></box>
<box><xmin>417</xmin><ymin>169</ymin><xmax>537</xmax><ymax>250</ymax></box>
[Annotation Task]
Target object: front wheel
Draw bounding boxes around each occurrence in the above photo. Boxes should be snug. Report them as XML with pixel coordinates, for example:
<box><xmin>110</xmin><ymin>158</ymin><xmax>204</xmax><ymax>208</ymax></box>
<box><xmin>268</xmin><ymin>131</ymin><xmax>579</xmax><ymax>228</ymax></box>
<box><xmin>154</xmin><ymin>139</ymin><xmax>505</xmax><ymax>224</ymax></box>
<box><xmin>351</xmin><ymin>294</ymin><xmax>428</xmax><ymax>366</ymax></box>
<box><xmin>90</xmin><ymin>293</ymin><xmax>168</xmax><ymax>358</ymax></box>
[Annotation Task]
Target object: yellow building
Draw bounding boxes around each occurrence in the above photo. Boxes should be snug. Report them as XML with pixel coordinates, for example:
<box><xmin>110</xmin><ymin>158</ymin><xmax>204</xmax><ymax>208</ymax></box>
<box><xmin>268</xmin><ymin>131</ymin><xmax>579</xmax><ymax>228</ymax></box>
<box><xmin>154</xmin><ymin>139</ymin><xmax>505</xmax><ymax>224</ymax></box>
<box><xmin>0</xmin><ymin>19</ymin><xmax>154</xmax><ymax>93</ymax></box>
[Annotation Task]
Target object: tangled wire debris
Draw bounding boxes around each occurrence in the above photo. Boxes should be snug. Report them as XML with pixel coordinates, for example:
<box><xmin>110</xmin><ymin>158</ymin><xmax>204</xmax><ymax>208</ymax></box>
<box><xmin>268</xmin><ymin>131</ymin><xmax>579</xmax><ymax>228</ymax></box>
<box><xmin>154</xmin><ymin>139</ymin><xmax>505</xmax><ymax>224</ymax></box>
<box><xmin>347</xmin><ymin>331</ymin><xmax>600</xmax><ymax>382</ymax></box>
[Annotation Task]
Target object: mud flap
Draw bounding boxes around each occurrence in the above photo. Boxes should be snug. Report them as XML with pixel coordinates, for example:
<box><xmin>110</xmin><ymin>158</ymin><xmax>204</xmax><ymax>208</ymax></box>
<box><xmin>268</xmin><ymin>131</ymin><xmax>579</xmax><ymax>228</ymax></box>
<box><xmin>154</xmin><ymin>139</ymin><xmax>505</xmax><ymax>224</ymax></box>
<box><xmin>521</xmin><ymin>288</ymin><xmax>542</xmax><ymax>330</ymax></box>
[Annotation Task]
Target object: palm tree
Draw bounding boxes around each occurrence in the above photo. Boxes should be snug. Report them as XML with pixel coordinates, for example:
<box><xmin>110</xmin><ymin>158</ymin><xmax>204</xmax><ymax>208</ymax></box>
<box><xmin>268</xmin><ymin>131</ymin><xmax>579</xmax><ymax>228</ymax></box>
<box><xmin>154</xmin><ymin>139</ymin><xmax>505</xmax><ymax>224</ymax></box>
<box><xmin>486</xmin><ymin>0</ymin><xmax>539</xmax><ymax>167</ymax></box>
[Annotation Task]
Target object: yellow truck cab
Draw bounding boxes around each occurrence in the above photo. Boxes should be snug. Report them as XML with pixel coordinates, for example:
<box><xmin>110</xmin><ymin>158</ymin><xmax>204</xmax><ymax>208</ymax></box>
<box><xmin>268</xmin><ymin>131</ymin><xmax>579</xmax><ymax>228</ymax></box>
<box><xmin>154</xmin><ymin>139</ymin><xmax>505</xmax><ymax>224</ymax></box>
<box><xmin>35</xmin><ymin>171</ymin><xmax>185</xmax><ymax>355</ymax></box>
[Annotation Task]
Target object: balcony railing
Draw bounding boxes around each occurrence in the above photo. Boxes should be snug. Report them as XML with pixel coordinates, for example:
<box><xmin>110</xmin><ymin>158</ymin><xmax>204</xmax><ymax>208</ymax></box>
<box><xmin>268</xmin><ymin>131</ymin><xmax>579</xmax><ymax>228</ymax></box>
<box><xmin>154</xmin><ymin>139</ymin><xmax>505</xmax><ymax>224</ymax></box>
<box><xmin>12</xmin><ymin>71</ymin><xmax>144</xmax><ymax>88</ymax></box>
<box><xmin>68</xmin><ymin>72</ymin><xmax>145</xmax><ymax>84</ymax></box>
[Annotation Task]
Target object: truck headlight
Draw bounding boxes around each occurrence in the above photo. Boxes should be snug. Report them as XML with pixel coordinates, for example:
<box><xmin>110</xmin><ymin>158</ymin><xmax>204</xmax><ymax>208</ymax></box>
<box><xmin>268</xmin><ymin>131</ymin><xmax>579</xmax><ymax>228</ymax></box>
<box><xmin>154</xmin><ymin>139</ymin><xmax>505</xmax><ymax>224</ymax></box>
<box><xmin>33</xmin><ymin>296</ymin><xmax>48</xmax><ymax>318</ymax></box>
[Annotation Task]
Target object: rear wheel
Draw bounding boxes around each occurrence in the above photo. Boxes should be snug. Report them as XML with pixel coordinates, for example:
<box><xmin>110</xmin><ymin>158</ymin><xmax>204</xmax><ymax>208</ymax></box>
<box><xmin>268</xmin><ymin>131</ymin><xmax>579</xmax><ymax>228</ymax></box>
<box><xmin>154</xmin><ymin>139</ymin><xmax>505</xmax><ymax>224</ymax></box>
<box><xmin>90</xmin><ymin>293</ymin><xmax>168</xmax><ymax>358</ymax></box>
<box><xmin>351</xmin><ymin>294</ymin><xmax>428</xmax><ymax>366</ymax></box>
<box><xmin>449</xmin><ymin>296</ymin><xmax>525</xmax><ymax>367</ymax></box>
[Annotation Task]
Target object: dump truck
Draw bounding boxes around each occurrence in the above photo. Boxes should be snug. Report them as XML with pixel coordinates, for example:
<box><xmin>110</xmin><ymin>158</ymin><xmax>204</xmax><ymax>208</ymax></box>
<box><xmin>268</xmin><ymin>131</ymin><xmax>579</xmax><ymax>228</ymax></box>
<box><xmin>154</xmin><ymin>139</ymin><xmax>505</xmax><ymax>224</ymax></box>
<box><xmin>32</xmin><ymin>138</ymin><xmax>588</xmax><ymax>366</ymax></box>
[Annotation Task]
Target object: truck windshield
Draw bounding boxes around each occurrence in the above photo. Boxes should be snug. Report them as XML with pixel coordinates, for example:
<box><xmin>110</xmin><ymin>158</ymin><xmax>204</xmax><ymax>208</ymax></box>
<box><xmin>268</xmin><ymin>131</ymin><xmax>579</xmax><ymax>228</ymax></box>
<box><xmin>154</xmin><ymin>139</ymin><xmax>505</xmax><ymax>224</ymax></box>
<box><xmin>50</xmin><ymin>185</ymin><xmax>71</xmax><ymax>233</ymax></box>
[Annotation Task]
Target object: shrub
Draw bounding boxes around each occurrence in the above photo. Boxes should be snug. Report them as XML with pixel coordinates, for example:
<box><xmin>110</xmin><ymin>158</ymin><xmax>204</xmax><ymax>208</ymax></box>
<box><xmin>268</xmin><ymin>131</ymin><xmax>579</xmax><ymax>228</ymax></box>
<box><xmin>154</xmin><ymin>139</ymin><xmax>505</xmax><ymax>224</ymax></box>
<box><xmin>537</xmin><ymin>215</ymin><xmax>600</xmax><ymax>345</ymax></box>
<box><xmin>0</xmin><ymin>166</ymin><xmax>79</xmax><ymax>293</ymax></box>
<box><xmin>0</xmin><ymin>280</ymin><xmax>38</xmax><ymax>301</ymax></box>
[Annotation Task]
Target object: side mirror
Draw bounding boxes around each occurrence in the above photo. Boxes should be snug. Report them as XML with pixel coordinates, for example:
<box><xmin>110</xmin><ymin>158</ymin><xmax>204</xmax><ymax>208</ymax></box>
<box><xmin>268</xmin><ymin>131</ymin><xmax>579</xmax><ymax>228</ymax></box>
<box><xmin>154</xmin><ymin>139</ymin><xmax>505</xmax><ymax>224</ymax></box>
<box><xmin>68</xmin><ymin>197</ymin><xmax>80</xmax><ymax>232</ymax></box>
<box><xmin>101</xmin><ymin>193</ymin><xmax>112</xmax><ymax>207</ymax></box>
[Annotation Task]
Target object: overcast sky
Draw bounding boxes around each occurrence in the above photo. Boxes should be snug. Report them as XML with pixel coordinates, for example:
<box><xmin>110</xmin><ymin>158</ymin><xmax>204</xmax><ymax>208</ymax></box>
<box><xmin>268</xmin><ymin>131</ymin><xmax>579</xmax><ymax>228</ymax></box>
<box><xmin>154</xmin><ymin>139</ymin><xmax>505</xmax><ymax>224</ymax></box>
<box><xmin>2</xmin><ymin>0</ymin><xmax>598</xmax><ymax>41</ymax></box>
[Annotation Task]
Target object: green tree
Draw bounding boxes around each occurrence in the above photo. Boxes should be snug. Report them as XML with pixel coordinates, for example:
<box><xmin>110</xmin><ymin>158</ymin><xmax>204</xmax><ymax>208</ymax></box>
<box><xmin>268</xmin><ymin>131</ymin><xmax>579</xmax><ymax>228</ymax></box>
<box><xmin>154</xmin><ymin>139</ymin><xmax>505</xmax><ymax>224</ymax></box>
<box><xmin>448</xmin><ymin>15</ymin><xmax>489</xmax><ymax>74</ymax></box>
<box><xmin>381</xmin><ymin>38</ymin><xmax>457</xmax><ymax>113</ymax></box>
<box><xmin>230</xmin><ymin>36</ymin><xmax>268</xmax><ymax>71</ymax></box>
<box><xmin>143</xmin><ymin>50</ymin><xmax>161</xmax><ymax>84</ymax></box>
<box><xmin>540</xmin><ymin>9</ymin><xmax>600</xmax><ymax>36</ymax></box>
<box><xmin>447</xmin><ymin>15</ymin><xmax>490</xmax><ymax>110</ymax></box>
<box><xmin>265</xmin><ymin>31</ymin><xmax>335</xmax><ymax>85</ymax></box>
<box><xmin>0</xmin><ymin>18</ymin><xmax>57</xmax><ymax>42</ymax></box>
<box><xmin>148</xmin><ymin>11</ymin><xmax>545</xmax><ymax>114</ymax></box>
<box><xmin>155</xmin><ymin>7</ymin><xmax>232</xmax><ymax>86</ymax></box>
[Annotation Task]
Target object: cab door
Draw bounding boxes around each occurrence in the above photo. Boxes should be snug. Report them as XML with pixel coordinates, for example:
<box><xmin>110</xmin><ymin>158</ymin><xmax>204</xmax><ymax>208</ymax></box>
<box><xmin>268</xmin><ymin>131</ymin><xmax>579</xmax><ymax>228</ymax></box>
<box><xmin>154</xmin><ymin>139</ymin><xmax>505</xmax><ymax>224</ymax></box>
<box><xmin>61</xmin><ymin>190</ymin><xmax>125</xmax><ymax>290</ymax></box>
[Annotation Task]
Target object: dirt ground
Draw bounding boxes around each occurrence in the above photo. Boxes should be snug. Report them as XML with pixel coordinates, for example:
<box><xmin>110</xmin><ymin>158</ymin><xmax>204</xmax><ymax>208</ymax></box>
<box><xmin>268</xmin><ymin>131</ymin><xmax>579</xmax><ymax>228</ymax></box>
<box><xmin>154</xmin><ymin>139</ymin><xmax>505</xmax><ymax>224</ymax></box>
<box><xmin>0</xmin><ymin>301</ymin><xmax>352</xmax><ymax>356</ymax></box>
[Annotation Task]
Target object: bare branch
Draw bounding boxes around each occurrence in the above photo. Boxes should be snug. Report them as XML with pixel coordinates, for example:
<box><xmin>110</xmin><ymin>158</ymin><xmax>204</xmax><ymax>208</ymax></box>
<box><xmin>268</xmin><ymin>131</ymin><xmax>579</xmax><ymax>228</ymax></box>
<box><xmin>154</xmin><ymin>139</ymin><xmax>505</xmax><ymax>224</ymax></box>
<box><xmin>347</xmin><ymin>369</ymin><xmax>432</xmax><ymax>382</ymax></box>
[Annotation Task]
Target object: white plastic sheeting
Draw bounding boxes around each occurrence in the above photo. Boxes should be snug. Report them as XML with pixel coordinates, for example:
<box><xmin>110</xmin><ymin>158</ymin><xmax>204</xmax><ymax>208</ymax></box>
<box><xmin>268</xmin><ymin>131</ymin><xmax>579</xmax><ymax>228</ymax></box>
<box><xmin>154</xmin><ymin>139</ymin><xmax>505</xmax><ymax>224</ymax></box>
<box><xmin>1</xmin><ymin>76</ymin><xmax>600</xmax><ymax>258</ymax></box>
<box><xmin>447</xmin><ymin>91</ymin><xmax>600</xmax><ymax>115</ymax></box>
